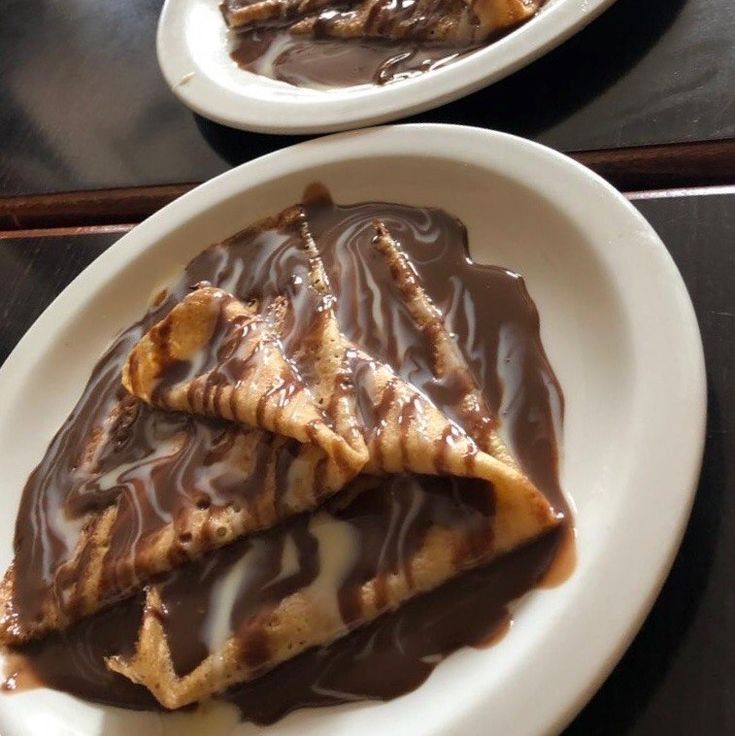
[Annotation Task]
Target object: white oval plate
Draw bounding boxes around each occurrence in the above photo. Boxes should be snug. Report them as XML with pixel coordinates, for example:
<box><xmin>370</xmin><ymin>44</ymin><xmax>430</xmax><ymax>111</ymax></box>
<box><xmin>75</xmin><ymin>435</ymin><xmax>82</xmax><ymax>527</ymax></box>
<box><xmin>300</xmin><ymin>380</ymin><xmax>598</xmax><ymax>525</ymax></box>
<box><xmin>0</xmin><ymin>125</ymin><xmax>704</xmax><ymax>736</ymax></box>
<box><xmin>157</xmin><ymin>0</ymin><xmax>617</xmax><ymax>133</ymax></box>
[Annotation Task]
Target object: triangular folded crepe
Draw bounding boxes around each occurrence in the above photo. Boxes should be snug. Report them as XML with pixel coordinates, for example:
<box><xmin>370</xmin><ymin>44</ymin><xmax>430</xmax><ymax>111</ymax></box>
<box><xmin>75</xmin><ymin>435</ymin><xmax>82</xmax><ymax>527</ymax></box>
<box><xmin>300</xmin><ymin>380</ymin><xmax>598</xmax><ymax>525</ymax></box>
<box><xmin>108</xmin><ymin>470</ymin><xmax>558</xmax><ymax>709</ymax></box>
<box><xmin>125</xmin><ymin>222</ymin><xmax>556</xmax><ymax>551</ymax></box>
<box><xmin>2</xmin><ymin>199</ymin><xmax>562</xmax><ymax>719</ymax></box>
<box><xmin>0</xmin><ymin>217</ymin><xmax>369</xmax><ymax>646</ymax></box>
<box><xmin>107</xmin><ymin>227</ymin><xmax>560</xmax><ymax>709</ymax></box>
<box><xmin>292</xmin><ymin>0</ymin><xmax>540</xmax><ymax>44</ymax></box>
<box><xmin>222</xmin><ymin>0</ymin><xmax>337</xmax><ymax>29</ymax></box>
<box><xmin>222</xmin><ymin>0</ymin><xmax>542</xmax><ymax>45</ymax></box>
<box><xmin>123</xmin><ymin>284</ymin><xmax>367</xmax><ymax>472</ymax></box>
<box><xmin>125</xmin><ymin>287</ymin><xmax>547</xmax><ymax>521</ymax></box>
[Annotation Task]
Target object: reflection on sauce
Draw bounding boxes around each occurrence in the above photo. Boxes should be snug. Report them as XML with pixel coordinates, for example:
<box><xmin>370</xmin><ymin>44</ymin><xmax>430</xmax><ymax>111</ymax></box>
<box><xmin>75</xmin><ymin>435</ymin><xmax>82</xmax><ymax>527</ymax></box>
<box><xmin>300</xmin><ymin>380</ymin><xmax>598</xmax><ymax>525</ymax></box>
<box><xmin>231</xmin><ymin>28</ymin><xmax>475</xmax><ymax>88</ymax></box>
<box><xmin>1</xmin><ymin>655</ymin><xmax>39</xmax><ymax>693</ymax></box>
<box><xmin>3</xmin><ymin>188</ymin><xmax>573</xmax><ymax>723</ymax></box>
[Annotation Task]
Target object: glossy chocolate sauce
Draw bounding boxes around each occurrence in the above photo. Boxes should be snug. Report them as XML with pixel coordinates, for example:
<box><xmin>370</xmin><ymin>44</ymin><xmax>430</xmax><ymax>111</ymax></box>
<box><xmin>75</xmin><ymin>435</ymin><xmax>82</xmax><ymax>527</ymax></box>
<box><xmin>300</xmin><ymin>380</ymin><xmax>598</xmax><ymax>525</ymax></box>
<box><xmin>4</xmin><ymin>188</ymin><xmax>570</xmax><ymax>722</ymax></box>
<box><xmin>223</xmin><ymin>0</ymin><xmax>547</xmax><ymax>89</ymax></box>
<box><xmin>231</xmin><ymin>28</ymin><xmax>473</xmax><ymax>88</ymax></box>
<box><xmin>9</xmin><ymin>210</ymin><xmax>337</xmax><ymax>628</ymax></box>
<box><xmin>223</xmin><ymin>531</ymin><xmax>561</xmax><ymax>723</ymax></box>
<box><xmin>158</xmin><ymin>472</ymin><xmax>496</xmax><ymax>679</ymax></box>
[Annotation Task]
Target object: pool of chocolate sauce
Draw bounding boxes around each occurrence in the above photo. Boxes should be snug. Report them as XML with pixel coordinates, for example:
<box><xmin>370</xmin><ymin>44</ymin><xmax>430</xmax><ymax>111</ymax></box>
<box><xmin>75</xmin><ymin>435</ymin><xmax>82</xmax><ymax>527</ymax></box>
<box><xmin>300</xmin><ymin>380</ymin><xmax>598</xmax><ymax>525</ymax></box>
<box><xmin>3</xmin><ymin>187</ymin><xmax>571</xmax><ymax>723</ymax></box>
<box><xmin>231</xmin><ymin>28</ymin><xmax>474</xmax><ymax>87</ymax></box>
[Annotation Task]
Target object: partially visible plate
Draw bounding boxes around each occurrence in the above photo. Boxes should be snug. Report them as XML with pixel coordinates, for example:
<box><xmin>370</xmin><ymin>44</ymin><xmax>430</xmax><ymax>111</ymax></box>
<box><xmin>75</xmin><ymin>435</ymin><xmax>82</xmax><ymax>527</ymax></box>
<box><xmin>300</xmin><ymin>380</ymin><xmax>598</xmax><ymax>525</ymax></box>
<box><xmin>157</xmin><ymin>0</ymin><xmax>617</xmax><ymax>133</ymax></box>
<box><xmin>0</xmin><ymin>125</ymin><xmax>704</xmax><ymax>735</ymax></box>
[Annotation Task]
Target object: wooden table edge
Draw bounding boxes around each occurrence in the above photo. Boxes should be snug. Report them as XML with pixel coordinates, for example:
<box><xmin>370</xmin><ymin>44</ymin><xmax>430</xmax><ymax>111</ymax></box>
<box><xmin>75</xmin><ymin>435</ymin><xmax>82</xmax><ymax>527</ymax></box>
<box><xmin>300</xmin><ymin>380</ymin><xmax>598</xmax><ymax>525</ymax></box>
<box><xmin>1</xmin><ymin>138</ymin><xmax>733</xmax><ymax>232</ymax></box>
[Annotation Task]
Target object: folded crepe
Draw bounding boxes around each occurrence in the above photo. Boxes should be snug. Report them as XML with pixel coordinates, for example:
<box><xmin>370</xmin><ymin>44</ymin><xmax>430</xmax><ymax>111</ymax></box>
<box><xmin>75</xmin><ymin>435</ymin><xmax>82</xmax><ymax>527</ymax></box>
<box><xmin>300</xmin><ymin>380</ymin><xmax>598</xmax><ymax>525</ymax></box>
<box><xmin>108</xmin><ymin>471</ymin><xmax>558</xmax><ymax>709</ymax></box>
<box><xmin>126</xmin><ymin>285</ymin><xmax>543</xmax><ymax>506</ymax></box>
<box><xmin>0</xmin><ymin>222</ymin><xmax>369</xmax><ymax>647</ymax></box>
<box><xmin>221</xmin><ymin>0</ymin><xmax>336</xmax><ymax>28</ymax></box>
<box><xmin>106</xmin><ymin>224</ymin><xmax>560</xmax><ymax>709</ymax></box>
<box><xmin>2</xmin><ymin>204</ymin><xmax>561</xmax><ymax>715</ymax></box>
<box><xmin>223</xmin><ymin>0</ymin><xmax>543</xmax><ymax>45</ymax></box>
<box><xmin>371</xmin><ymin>220</ymin><xmax>516</xmax><ymax>467</ymax></box>
<box><xmin>123</xmin><ymin>285</ymin><xmax>366</xmax><ymax>471</ymax></box>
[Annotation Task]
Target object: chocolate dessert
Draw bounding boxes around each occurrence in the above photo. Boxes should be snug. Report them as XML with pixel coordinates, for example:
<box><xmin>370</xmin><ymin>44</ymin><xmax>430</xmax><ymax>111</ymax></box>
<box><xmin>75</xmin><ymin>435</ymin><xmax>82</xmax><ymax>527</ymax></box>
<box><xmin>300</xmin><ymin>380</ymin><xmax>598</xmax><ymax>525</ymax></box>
<box><xmin>222</xmin><ymin>0</ymin><xmax>546</xmax><ymax>87</ymax></box>
<box><xmin>1</xmin><ymin>186</ymin><xmax>572</xmax><ymax>723</ymax></box>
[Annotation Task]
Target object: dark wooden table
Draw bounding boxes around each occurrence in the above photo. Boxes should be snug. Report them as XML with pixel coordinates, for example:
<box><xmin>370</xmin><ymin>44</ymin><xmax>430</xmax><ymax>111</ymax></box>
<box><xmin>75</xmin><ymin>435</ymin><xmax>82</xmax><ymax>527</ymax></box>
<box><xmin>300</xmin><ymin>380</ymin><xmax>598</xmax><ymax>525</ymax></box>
<box><xmin>0</xmin><ymin>0</ymin><xmax>734</xmax><ymax>197</ymax></box>
<box><xmin>0</xmin><ymin>0</ymin><xmax>734</xmax><ymax>732</ymax></box>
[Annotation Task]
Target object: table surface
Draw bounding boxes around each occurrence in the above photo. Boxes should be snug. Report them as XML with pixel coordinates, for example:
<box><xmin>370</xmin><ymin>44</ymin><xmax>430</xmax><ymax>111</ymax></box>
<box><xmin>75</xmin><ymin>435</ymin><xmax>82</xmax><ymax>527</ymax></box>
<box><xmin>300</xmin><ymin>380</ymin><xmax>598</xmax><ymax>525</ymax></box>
<box><xmin>1</xmin><ymin>0</ymin><xmax>734</xmax><ymax>196</ymax></box>
<box><xmin>0</xmin><ymin>190</ymin><xmax>733</xmax><ymax>734</ymax></box>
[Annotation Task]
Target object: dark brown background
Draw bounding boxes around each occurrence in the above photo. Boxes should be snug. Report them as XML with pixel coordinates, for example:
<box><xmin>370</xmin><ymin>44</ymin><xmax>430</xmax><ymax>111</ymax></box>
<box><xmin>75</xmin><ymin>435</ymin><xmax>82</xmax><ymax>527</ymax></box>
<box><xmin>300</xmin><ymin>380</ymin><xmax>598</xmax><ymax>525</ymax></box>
<box><xmin>0</xmin><ymin>0</ymin><xmax>734</xmax><ymax>732</ymax></box>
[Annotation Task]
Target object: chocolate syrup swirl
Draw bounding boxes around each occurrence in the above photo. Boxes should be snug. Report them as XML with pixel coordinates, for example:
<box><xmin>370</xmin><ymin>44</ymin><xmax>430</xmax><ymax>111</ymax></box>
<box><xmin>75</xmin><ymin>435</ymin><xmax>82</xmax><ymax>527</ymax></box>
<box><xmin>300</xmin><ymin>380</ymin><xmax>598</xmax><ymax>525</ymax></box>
<box><xmin>10</xmin><ymin>212</ymin><xmax>335</xmax><ymax>625</ymax></box>
<box><xmin>4</xmin><ymin>188</ymin><xmax>570</xmax><ymax>723</ymax></box>
<box><xmin>225</xmin><ymin>0</ymin><xmax>544</xmax><ymax>88</ymax></box>
<box><xmin>231</xmin><ymin>28</ymin><xmax>475</xmax><ymax>88</ymax></box>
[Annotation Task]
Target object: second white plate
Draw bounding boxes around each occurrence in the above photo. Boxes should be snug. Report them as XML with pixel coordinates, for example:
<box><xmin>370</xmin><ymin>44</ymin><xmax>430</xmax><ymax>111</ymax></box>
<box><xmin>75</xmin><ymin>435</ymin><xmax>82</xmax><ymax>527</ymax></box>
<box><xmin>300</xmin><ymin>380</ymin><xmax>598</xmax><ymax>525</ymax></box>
<box><xmin>157</xmin><ymin>0</ymin><xmax>617</xmax><ymax>134</ymax></box>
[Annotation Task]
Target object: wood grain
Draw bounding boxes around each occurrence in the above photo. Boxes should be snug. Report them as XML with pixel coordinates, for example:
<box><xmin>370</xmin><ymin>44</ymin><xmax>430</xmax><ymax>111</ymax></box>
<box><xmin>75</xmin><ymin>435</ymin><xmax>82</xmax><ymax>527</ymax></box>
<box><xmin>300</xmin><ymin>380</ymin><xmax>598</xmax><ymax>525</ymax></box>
<box><xmin>0</xmin><ymin>185</ymin><xmax>192</xmax><ymax>230</ymax></box>
<box><xmin>0</xmin><ymin>224</ymin><xmax>134</xmax><ymax>239</ymax></box>
<box><xmin>0</xmin><ymin>233</ymin><xmax>117</xmax><ymax>364</ymax></box>
<box><xmin>1</xmin><ymin>139</ymin><xmax>734</xmax><ymax>230</ymax></box>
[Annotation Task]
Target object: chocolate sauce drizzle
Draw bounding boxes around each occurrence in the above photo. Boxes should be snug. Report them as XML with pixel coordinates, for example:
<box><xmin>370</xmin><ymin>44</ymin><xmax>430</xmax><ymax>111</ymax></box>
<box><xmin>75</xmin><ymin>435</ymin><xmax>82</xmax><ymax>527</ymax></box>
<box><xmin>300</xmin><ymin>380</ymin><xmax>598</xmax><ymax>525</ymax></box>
<box><xmin>231</xmin><ymin>28</ymin><xmax>475</xmax><ymax>88</ymax></box>
<box><xmin>4</xmin><ymin>187</ymin><xmax>571</xmax><ymax>723</ymax></box>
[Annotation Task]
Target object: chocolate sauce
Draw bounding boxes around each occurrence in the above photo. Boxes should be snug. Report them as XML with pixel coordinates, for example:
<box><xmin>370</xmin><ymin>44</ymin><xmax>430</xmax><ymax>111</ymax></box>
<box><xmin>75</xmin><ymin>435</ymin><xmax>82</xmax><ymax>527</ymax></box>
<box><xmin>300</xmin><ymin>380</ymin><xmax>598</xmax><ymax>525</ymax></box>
<box><xmin>223</xmin><ymin>530</ymin><xmax>560</xmax><ymax>723</ymax></box>
<box><xmin>303</xmin><ymin>188</ymin><xmax>564</xmax><ymax>493</ymax></box>
<box><xmin>223</xmin><ymin>0</ymin><xmax>547</xmax><ymax>89</ymax></box>
<box><xmin>5</xmin><ymin>188</ymin><xmax>570</xmax><ymax>722</ymax></box>
<box><xmin>2</xmin><ymin>595</ymin><xmax>158</xmax><ymax>711</ymax></box>
<box><xmin>156</xmin><ymin>472</ymin><xmax>495</xmax><ymax>679</ymax></box>
<box><xmin>231</xmin><ymin>28</ymin><xmax>473</xmax><ymax>88</ymax></box>
<box><xmin>9</xmin><ymin>211</ymin><xmax>334</xmax><ymax>627</ymax></box>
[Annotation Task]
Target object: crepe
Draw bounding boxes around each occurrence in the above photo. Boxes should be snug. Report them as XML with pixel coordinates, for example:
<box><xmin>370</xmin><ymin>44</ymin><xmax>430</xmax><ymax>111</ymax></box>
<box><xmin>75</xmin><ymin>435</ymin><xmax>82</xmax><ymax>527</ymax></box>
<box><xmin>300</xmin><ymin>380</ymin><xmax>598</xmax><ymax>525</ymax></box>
<box><xmin>108</xmin><ymin>449</ymin><xmax>558</xmax><ymax>710</ymax></box>
<box><xmin>106</xmin><ymin>225</ymin><xmax>560</xmax><ymax>709</ymax></box>
<box><xmin>126</xmin><ymin>289</ymin><xmax>541</xmax><ymax>502</ymax></box>
<box><xmin>0</xmin><ymin>225</ymin><xmax>369</xmax><ymax>647</ymax></box>
<box><xmin>123</xmin><ymin>285</ymin><xmax>367</xmax><ymax>471</ymax></box>
<box><xmin>223</xmin><ymin>0</ymin><xmax>543</xmax><ymax>45</ymax></box>
<box><xmin>221</xmin><ymin>0</ymin><xmax>337</xmax><ymax>28</ymax></box>
<box><xmin>2</xmin><ymin>197</ymin><xmax>562</xmax><ymax>718</ymax></box>
<box><xmin>371</xmin><ymin>220</ymin><xmax>516</xmax><ymax>466</ymax></box>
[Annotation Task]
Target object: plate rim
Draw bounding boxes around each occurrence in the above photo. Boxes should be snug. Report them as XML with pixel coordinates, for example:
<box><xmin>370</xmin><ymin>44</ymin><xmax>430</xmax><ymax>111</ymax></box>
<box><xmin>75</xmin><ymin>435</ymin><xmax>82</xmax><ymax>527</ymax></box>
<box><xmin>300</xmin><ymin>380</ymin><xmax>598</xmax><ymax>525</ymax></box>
<box><xmin>0</xmin><ymin>124</ymin><xmax>706</xmax><ymax>736</ymax></box>
<box><xmin>156</xmin><ymin>0</ymin><xmax>618</xmax><ymax>134</ymax></box>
